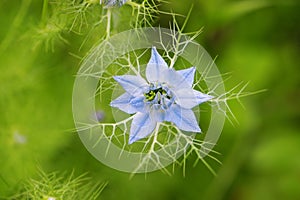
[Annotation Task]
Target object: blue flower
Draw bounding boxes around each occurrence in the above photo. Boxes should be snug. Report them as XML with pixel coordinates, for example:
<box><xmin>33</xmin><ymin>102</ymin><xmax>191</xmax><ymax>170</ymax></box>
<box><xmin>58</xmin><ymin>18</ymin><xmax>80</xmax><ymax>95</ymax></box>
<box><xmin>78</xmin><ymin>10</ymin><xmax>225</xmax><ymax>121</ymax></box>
<box><xmin>110</xmin><ymin>47</ymin><xmax>213</xmax><ymax>144</ymax></box>
<box><xmin>100</xmin><ymin>0</ymin><xmax>127</xmax><ymax>8</ymax></box>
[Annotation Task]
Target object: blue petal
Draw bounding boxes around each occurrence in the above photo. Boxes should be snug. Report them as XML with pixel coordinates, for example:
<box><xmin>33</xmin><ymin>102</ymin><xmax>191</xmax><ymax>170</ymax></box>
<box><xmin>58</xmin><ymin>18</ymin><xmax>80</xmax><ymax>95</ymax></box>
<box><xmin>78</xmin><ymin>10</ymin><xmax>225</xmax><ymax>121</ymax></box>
<box><xmin>110</xmin><ymin>93</ymin><xmax>137</xmax><ymax>114</ymax></box>
<box><xmin>161</xmin><ymin>68</ymin><xmax>191</xmax><ymax>89</ymax></box>
<box><xmin>165</xmin><ymin>104</ymin><xmax>201</xmax><ymax>132</ymax></box>
<box><xmin>113</xmin><ymin>75</ymin><xmax>147</xmax><ymax>96</ymax></box>
<box><xmin>194</xmin><ymin>90</ymin><xmax>214</xmax><ymax>104</ymax></box>
<box><xmin>130</xmin><ymin>96</ymin><xmax>149</xmax><ymax>113</ymax></box>
<box><xmin>172</xmin><ymin>88</ymin><xmax>199</xmax><ymax>109</ymax></box>
<box><xmin>146</xmin><ymin>47</ymin><xmax>168</xmax><ymax>83</ymax></box>
<box><xmin>129</xmin><ymin>112</ymin><xmax>157</xmax><ymax>144</ymax></box>
<box><xmin>173</xmin><ymin>88</ymin><xmax>213</xmax><ymax>109</ymax></box>
<box><xmin>177</xmin><ymin>67</ymin><xmax>196</xmax><ymax>87</ymax></box>
<box><xmin>150</xmin><ymin>104</ymin><xmax>166</xmax><ymax>122</ymax></box>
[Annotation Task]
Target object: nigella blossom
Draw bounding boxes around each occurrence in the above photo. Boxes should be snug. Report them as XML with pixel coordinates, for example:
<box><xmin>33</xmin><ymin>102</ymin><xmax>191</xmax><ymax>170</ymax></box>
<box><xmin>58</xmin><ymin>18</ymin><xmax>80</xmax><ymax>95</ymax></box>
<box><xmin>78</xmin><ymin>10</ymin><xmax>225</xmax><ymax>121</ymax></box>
<box><xmin>100</xmin><ymin>0</ymin><xmax>127</xmax><ymax>8</ymax></box>
<box><xmin>110</xmin><ymin>47</ymin><xmax>213</xmax><ymax>144</ymax></box>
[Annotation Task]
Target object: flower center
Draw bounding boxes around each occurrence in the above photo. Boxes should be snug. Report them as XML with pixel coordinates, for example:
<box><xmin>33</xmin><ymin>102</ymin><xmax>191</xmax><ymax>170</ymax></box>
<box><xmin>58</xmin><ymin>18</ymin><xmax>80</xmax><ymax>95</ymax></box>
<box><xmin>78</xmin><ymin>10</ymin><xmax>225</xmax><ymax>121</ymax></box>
<box><xmin>144</xmin><ymin>87</ymin><xmax>171</xmax><ymax>102</ymax></box>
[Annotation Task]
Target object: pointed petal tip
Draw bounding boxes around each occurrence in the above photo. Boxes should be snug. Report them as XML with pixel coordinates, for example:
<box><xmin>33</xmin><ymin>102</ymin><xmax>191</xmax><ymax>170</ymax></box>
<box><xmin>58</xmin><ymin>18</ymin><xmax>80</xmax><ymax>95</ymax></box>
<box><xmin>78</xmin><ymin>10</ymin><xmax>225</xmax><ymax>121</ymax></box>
<box><xmin>151</xmin><ymin>46</ymin><xmax>161</xmax><ymax>58</ymax></box>
<box><xmin>175</xmin><ymin>67</ymin><xmax>197</xmax><ymax>88</ymax></box>
<box><xmin>189</xmin><ymin>124</ymin><xmax>201</xmax><ymax>133</ymax></box>
<box><xmin>128</xmin><ymin>136</ymin><xmax>137</xmax><ymax>145</ymax></box>
<box><xmin>174</xmin><ymin>121</ymin><xmax>202</xmax><ymax>133</ymax></box>
<box><xmin>110</xmin><ymin>98</ymin><xmax>117</xmax><ymax>106</ymax></box>
<box><xmin>151</xmin><ymin>46</ymin><xmax>157</xmax><ymax>52</ymax></box>
<box><xmin>203</xmin><ymin>93</ymin><xmax>213</xmax><ymax>98</ymax></box>
<box><xmin>146</xmin><ymin>46</ymin><xmax>168</xmax><ymax>82</ymax></box>
<box><xmin>205</xmin><ymin>94</ymin><xmax>214</xmax><ymax>101</ymax></box>
<box><xmin>185</xmin><ymin>66</ymin><xmax>196</xmax><ymax>74</ymax></box>
<box><xmin>194</xmin><ymin>90</ymin><xmax>215</xmax><ymax>105</ymax></box>
<box><xmin>112</xmin><ymin>75</ymin><xmax>120</xmax><ymax>81</ymax></box>
<box><xmin>112</xmin><ymin>75</ymin><xmax>128</xmax><ymax>81</ymax></box>
<box><xmin>109</xmin><ymin>101</ymin><xmax>117</xmax><ymax>107</ymax></box>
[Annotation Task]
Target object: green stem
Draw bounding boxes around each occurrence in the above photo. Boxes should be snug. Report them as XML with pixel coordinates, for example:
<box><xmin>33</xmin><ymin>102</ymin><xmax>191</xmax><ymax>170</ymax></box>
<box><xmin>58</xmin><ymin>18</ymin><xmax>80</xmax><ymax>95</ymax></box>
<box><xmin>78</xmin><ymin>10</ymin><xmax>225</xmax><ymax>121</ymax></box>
<box><xmin>106</xmin><ymin>9</ymin><xmax>112</xmax><ymax>39</ymax></box>
<box><xmin>41</xmin><ymin>0</ymin><xmax>49</xmax><ymax>25</ymax></box>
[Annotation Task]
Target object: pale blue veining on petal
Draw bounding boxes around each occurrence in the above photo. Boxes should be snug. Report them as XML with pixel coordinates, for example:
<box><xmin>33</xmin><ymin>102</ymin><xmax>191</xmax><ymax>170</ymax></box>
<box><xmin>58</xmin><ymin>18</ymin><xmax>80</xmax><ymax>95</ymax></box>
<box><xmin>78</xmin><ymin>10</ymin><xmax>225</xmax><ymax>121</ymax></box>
<box><xmin>113</xmin><ymin>75</ymin><xmax>147</xmax><ymax>96</ymax></box>
<box><xmin>172</xmin><ymin>88</ymin><xmax>199</xmax><ymax>109</ymax></box>
<box><xmin>146</xmin><ymin>47</ymin><xmax>168</xmax><ymax>83</ymax></box>
<box><xmin>177</xmin><ymin>67</ymin><xmax>196</xmax><ymax>87</ymax></box>
<box><xmin>194</xmin><ymin>90</ymin><xmax>214</xmax><ymax>104</ymax></box>
<box><xmin>150</xmin><ymin>104</ymin><xmax>166</xmax><ymax>122</ymax></box>
<box><xmin>130</xmin><ymin>96</ymin><xmax>149</xmax><ymax>113</ymax></box>
<box><xmin>110</xmin><ymin>92</ymin><xmax>137</xmax><ymax>114</ymax></box>
<box><xmin>129</xmin><ymin>112</ymin><xmax>157</xmax><ymax>144</ymax></box>
<box><xmin>161</xmin><ymin>68</ymin><xmax>191</xmax><ymax>90</ymax></box>
<box><xmin>165</xmin><ymin>104</ymin><xmax>201</xmax><ymax>132</ymax></box>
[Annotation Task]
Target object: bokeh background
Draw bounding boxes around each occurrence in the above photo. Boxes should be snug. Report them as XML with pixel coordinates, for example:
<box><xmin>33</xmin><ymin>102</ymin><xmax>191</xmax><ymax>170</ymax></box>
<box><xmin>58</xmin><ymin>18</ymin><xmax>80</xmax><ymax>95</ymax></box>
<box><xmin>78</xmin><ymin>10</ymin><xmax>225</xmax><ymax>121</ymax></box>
<box><xmin>0</xmin><ymin>0</ymin><xmax>299</xmax><ymax>199</ymax></box>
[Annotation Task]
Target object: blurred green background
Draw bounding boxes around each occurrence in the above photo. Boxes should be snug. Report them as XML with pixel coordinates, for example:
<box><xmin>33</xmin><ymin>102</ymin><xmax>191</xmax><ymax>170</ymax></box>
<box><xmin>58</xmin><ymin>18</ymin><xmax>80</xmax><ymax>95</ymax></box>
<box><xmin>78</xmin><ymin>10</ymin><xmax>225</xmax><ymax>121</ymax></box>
<box><xmin>0</xmin><ymin>0</ymin><xmax>299</xmax><ymax>199</ymax></box>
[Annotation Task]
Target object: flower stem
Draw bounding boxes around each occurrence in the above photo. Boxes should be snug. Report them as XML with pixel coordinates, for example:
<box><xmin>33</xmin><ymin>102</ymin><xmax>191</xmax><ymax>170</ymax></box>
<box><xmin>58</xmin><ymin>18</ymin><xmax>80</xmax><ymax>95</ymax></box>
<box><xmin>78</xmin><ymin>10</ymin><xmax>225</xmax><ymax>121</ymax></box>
<box><xmin>106</xmin><ymin>8</ymin><xmax>112</xmax><ymax>39</ymax></box>
<box><xmin>41</xmin><ymin>0</ymin><xmax>49</xmax><ymax>25</ymax></box>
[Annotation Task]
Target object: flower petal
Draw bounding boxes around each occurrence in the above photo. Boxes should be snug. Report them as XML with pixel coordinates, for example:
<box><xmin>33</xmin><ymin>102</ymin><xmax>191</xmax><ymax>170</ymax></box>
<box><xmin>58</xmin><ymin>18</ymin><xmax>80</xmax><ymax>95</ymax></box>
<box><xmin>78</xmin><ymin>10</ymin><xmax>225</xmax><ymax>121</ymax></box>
<box><xmin>172</xmin><ymin>88</ymin><xmax>199</xmax><ymax>109</ymax></box>
<box><xmin>161</xmin><ymin>68</ymin><xmax>191</xmax><ymax>90</ymax></box>
<box><xmin>113</xmin><ymin>75</ymin><xmax>147</xmax><ymax>96</ymax></box>
<box><xmin>110</xmin><ymin>92</ymin><xmax>137</xmax><ymax>114</ymax></box>
<box><xmin>177</xmin><ymin>67</ymin><xmax>196</xmax><ymax>87</ymax></box>
<box><xmin>194</xmin><ymin>90</ymin><xmax>214</xmax><ymax>104</ymax></box>
<box><xmin>129</xmin><ymin>112</ymin><xmax>157</xmax><ymax>144</ymax></box>
<box><xmin>146</xmin><ymin>47</ymin><xmax>168</xmax><ymax>83</ymax></box>
<box><xmin>150</xmin><ymin>104</ymin><xmax>166</xmax><ymax>122</ymax></box>
<box><xmin>173</xmin><ymin>88</ymin><xmax>213</xmax><ymax>109</ymax></box>
<box><xmin>130</xmin><ymin>96</ymin><xmax>149</xmax><ymax>113</ymax></box>
<box><xmin>165</xmin><ymin>104</ymin><xmax>201</xmax><ymax>132</ymax></box>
